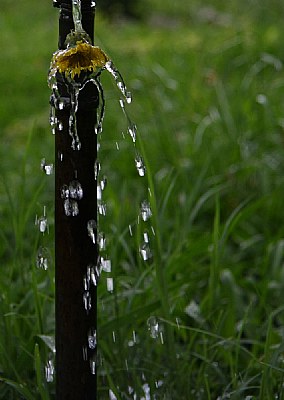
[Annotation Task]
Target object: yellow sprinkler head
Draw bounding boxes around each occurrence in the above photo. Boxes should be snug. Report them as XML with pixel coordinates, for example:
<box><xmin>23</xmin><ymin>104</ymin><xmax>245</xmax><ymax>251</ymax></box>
<box><xmin>51</xmin><ymin>31</ymin><xmax>110</xmax><ymax>80</ymax></box>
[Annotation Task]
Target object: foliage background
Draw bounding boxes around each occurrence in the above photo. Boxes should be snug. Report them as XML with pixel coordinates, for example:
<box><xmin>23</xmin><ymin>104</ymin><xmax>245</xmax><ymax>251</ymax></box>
<box><xmin>1</xmin><ymin>0</ymin><xmax>284</xmax><ymax>399</ymax></box>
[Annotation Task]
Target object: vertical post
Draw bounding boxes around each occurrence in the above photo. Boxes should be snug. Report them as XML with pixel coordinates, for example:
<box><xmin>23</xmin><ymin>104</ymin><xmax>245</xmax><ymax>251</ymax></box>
<box><xmin>52</xmin><ymin>1</ymin><xmax>98</xmax><ymax>399</ymax></box>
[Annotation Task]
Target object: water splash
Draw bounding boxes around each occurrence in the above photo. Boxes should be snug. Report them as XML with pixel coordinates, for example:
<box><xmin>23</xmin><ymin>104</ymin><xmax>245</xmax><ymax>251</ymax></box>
<box><xmin>45</xmin><ymin>359</ymin><xmax>55</xmax><ymax>383</ymax></box>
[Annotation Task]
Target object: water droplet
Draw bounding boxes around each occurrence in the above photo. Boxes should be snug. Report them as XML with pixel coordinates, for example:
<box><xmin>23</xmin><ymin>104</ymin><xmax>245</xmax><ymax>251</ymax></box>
<box><xmin>90</xmin><ymin>354</ymin><xmax>96</xmax><ymax>375</ymax></box>
<box><xmin>69</xmin><ymin>180</ymin><xmax>83</xmax><ymax>200</ymax></box>
<box><xmin>98</xmin><ymin>201</ymin><xmax>107</xmax><ymax>216</ymax></box>
<box><xmin>91</xmin><ymin>1</ymin><xmax>96</xmax><ymax>7</ymax></box>
<box><xmin>45</xmin><ymin>360</ymin><xmax>55</xmax><ymax>383</ymax></box>
<box><xmin>256</xmin><ymin>93</ymin><xmax>267</xmax><ymax>105</ymax></box>
<box><xmin>129</xmin><ymin>224</ymin><xmax>133</xmax><ymax>236</ymax></box>
<box><xmin>115</xmin><ymin>141</ymin><xmax>119</xmax><ymax>150</ymax></box>
<box><xmin>49</xmin><ymin>106</ymin><xmax>57</xmax><ymax>135</ymax></box>
<box><xmin>36</xmin><ymin>247</ymin><xmax>50</xmax><ymax>270</ymax></box>
<box><xmin>87</xmin><ymin>220</ymin><xmax>96</xmax><ymax>244</ymax></box>
<box><xmin>98</xmin><ymin>232</ymin><xmax>106</xmax><ymax>250</ymax></box>
<box><xmin>83</xmin><ymin>291</ymin><xmax>92</xmax><ymax>311</ymax></box>
<box><xmin>58</xmin><ymin>101</ymin><xmax>64</xmax><ymax>110</ymax></box>
<box><xmin>107</xmin><ymin>277</ymin><xmax>114</xmax><ymax>292</ymax></box>
<box><xmin>139</xmin><ymin>242</ymin><xmax>152</xmax><ymax>261</ymax></box>
<box><xmin>155</xmin><ymin>380</ymin><xmax>164</xmax><ymax>389</ymax></box>
<box><xmin>140</xmin><ymin>200</ymin><xmax>152</xmax><ymax>222</ymax></box>
<box><xmin>41</xmin><ymin>158</ymin><xmax>54</xmax><ymax>175</ymax></box>
<box><xmin>82</xmin><ymin>346</ymin><xmax>88</xmax><ymax>361</ymax></box>
<box><xmin>142</xmin><ymin>383</ymin><xmax>151</xmax><ymax>399</ymax></box>
<box><xmin>119</xmin><ymin>99</ymin><xmax>125</xmax><ymax>109</ymax></box>
<box><xmin>89</xmin><ymin>264</ymin><xmax>100</xmax><ymax>286</ymax></box>
<box><xmin>109</xmin><ymin>389</ymin><xmax>118</xmax><ymax>400</ymax></box>
<box><xmin>64</xmin><ymin>199</ymin><xmax>79</xmax><ymax>217</ymax></box>
<box><xmin>135</xmin><ymin>154</ymin><xmax>146</xmax><ymax>176</ymax></box>
<box><xmin>128</xmin><ymin>330</ymin><xmax>137</xmax><ymax>347</ymax></box>
<box><xmin>97</xmin><ymin>185</ymin><xmax>102</xmax><ymax>201</ymax></box>
<box><xmin>143</xmin><ymin>232</ymin><xmax>149</xmax><ymax>243</ymax></box>
<box><xmin>58</xmin><ymin>120</ymin><xmax>64</xmax><ymax>131</ymax></box>
<box><xmin>101</xmin><ymin>258</ymin><xmax>111</xmax><ymax>273</ymax></box>
<box><xmin>127</xmin><ymin>123</ymin><xmax>137</xmax><ymax>143</ymax></box>
<box><xmin>95</xmin><ymin>123</ymin><xmax>103</xmax><ymax>135</ymax></box>
<box><xmin>88</xmin><ymin>328</ymin><xmax>97</xmax><ymax>349</ymax></box>
<box><xmin>94</xmin><ymin>161</ymin><xmax>101</xmax><ymax>180</ymax></box>
<box><xmin>112</xmin><ymin>331</ymin><xmax>116</xmax><ymax>342</ymax></box>
<box><xmin>61</xmin><ymin>184</ymin><xmax>69</xmax><ymax>199</ymax></box>
<box><xmin>147</xmin><ymin>316</ymin><xmax>160</xmax><ymax>339</ymax></box>
<box><xmin>126</xmin><ymin>92</ymin><xmax>132</xmax><ymax>104</ymax></box>
<box><xmin>100</xmin><ymin>176</ymin><xmax>107</xmax><ymax>191</ymax></box>
<box><xmin>36</xmin><ymin>216</ymin><xmax>49</xmax><ymax>234</ymax></box>
<box><xmin>184</xmin><ymin>300</ymin><xmax>204</xmax><ymax>323</ymax></box>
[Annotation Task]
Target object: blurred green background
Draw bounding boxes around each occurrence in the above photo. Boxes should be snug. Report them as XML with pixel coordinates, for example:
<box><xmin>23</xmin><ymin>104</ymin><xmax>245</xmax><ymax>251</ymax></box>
<box><xmin>1</xmin><ymin>0</ymin><xmax>284</xmax><ymax>398</ymax></box>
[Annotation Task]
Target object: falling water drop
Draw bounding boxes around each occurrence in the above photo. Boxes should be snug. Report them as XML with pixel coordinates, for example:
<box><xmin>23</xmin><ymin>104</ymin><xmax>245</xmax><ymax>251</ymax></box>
<box><xmin>87</xmin><ymin>220</ymin><xmax>96</xmax><ymax>244</ymax></box>
<box><xmin>83</xmin><ymin>291</ymin><xmax>92</xmax><ymax>311</ymax></box>
<box><xmin>36</xmin><ymin>247</ymin><xmax>50</xmax><ymax>270</ymax></box>
<box><xmin>127</xmin><ymin>123</ymin><xmax>137</xmax><ymax>143</ymax></box>
<box><xmin>147</xmin><ymin>316</ymin><xmax>161</xmax><ymax>340</ymax></box>
<box><xmin>45</xmin><ymin>360</ymin><xmax>55</xmax><ymax>383</ymax></box>
<box><xmin>109</xmin><ymin>389</ymin><xmax>118</xmax><ymax>400</ymax></box>
<box><xmin>101</xmin><ymin>258</ymin><xmax>111</xmax><ymax>273</ymax></box>
<box><xmin>135</xmin><ymin>154</ymin><xmax>146</xmax><ymax>176</ymax></box>
<box><xmin>100</xmin><ymin>176</ymin><xmax>107</xmax><ymax>191</ymax></box>
<box><xmin>36</xmin><ymin>216</ymin><xmax>49</xmax><ymax>234</ymax></box>
<box><xmin>98</xmin><ymin>232</ymin><xmax>106</xmax><ymax>250</ymax></box>
<box><xmin>69</xmin><ymin>180</ymin><xmax>83</xmax><ymax>200</ymax></box>
<box><xmin>88</xmin><ymin>328</ymin><xmax>97</xmax><ymax>349</ymax></box>
<box><xmin>98</xmin><ymin>201</ymin><xmax>107</xmax><ymax>216</ymax></box>
<box><xmin>107</xmin><ymin>277</ymin><xmax>114</xmax><ymax>292</ymax></box>
<box><xmin>97</xmin><ymin>185</ymin><xmax>102</xmax><ymax>201</ymax></box>
<box><xmin>49</xmin><ymin>106</ymin><xmax>57</xmax><ymax>135</ymax></box>
<box><xmin>61</xmin><ymin>184</ymin><xmax>69</xmax><ymax>199</ymax></box>
<box><xmin>41</xmin><ymin>158</ymin><xmax>54</xmax><ymax>175</ymax></box>
<box><xmin>64</xmin><ymin>199</ymin><xmax>79</xmax><ymax>217</ymax></box>
<box><xmin>94</xmin><ymin>161</ymin><xmax>101</xmax><ymax>180</ymax></box>
<box><xmin>90</xmin><ymin>354</ymin><xmax>96</xmax><ymax>375</ymax></box>
<box><xmin>139</xmin><ymin>242</ymin><xmax>152</xmax><ymax>261</ymax></box>
<box><xmin>58</xmin><ymin>120</ymin><xmax>64</xmax><ymax>131</ymax></box>
<box><xmin>140</xmin><ymin>200</ymin><xmax>152</xmax><ymax>222</ymax></box>
<box><xmin>82</xmin><ymin>346</ymin><xmax>88</xmax><ymax>361</ymax></box>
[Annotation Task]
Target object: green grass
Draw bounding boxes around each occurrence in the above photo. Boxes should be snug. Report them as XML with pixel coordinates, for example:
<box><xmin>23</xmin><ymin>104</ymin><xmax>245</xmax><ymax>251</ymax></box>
<box><xmin>1</xmin><ymin>0</ymin><xmax>284</xmax><ymax>398</ymax></box>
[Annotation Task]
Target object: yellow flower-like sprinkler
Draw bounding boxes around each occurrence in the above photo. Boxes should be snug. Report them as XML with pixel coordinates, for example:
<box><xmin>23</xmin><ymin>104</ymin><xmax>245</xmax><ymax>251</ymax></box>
<box><xmin>50</xmin><ymin>31</ymin><xmax>110</xmax><ymax>80</ymax></box>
